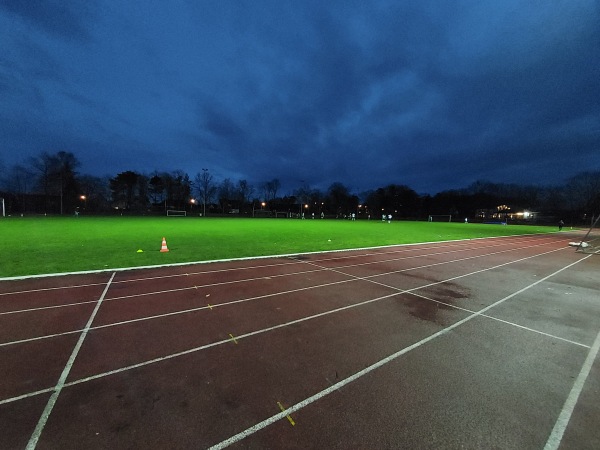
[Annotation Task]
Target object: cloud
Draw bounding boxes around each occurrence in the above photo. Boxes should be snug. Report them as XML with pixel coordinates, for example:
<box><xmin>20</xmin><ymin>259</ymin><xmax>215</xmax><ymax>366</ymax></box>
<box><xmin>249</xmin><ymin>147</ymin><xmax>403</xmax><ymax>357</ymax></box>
<box><xmin>0</xmin><ymin>0</ymin><xmax>92</xmax><ymax>41</ymax></box>
<box><xmin>1</xmin><ymin>1</ymin><xmax>598</xmax><ymax>195</ymax></box>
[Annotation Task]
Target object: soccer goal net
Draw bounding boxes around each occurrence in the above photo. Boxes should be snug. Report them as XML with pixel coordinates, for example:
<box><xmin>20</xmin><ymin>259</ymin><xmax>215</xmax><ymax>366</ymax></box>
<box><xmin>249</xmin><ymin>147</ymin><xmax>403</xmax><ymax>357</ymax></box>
<box><xmin>575</xmin><ymin>214</ymin><xmax>600</xmax><ymax>254</ymax></box>
<box><xmin>166</xmin><ymin>210</ymin><xmax>187</xmax><ymax>217</ymax></box>
<box><xmin>428</xmin><ymin>215</ymin><xmax>452</xmax><ymax>222</ymax></box>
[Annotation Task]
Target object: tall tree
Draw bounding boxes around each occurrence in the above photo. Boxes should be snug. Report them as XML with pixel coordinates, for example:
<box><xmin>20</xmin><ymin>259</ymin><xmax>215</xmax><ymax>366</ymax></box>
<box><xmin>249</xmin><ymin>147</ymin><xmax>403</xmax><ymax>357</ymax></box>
<box><xmin>2</xmin><ymin>164</ymin><xmax>33</xmax><ymax>213</ymax></box>
<box><xmin>110</xmin><ymin>171</ymin><xmax>140</xmax><ymax>210</ymax></box>
<box><xmin>327</xmin><ymin>182</ymin><xmax>357</xmax><ymax>216</ymax></box>
<box><xmin>194</xmin><ymin>168</ymin><xmax>217</xmax><ymax>216</ymax></box>
<box><xmin>29</xmin><ymin>151</ymin><xmax>57</xmax><ymax>213</ymax></box>
<box><xmin>218</xmin><ymin>178</ymin><xmax>235</xmax><ymax>213</ymax></box>
<box><xmin>78</xmin><ymin>174</ymin><xmax>111</xmax><ymax>212</ymax></box>
<box><xmin>166</xmin><ymin>170</ymin><xmax>191</xmax><ymax>210</ymax></box>
<box><xmin>148</xmin><ymin>172</ymin><xmax>166</xmax><ymax>206</ymax></box>
<box><xmin>52</xmin><ymin>151</ymin><xmax>80</xmax><ymax>214</ymax></box>
<box><xmin>236</xmin><ymin>179</ymin><xmax>254</xmax><ymax>207</ymax></box>
<box><xmin>262</xmin><ymin>178</ymin><xmax>280</xmax><ymax>201</ymax></box>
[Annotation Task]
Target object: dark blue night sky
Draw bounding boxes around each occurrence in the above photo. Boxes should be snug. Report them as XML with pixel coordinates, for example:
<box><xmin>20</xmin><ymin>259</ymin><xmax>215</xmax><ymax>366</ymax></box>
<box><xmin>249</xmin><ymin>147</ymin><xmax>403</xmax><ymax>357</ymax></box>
<box><xmin>1</xmin><ymin>1</ymin><xmax>599</xmax><ymax>195</ymax></box>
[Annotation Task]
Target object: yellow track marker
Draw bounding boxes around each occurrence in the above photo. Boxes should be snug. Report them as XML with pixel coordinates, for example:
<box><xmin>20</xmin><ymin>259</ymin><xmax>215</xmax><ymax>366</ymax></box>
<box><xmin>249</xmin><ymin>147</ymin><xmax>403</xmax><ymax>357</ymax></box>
<box><xmin>229</xmin><ymin>333</ymin><xmax>238</xmax><ymax>344</ymax></box>
<box><xmin>207</xmin><ymin>304</ymin><xmax>213</xmax><ymax>310</ymax></box>
<box><xmin>277</xmin><ymin>402</ymin><xmax>296</xmax><ymax>426</ymax></box>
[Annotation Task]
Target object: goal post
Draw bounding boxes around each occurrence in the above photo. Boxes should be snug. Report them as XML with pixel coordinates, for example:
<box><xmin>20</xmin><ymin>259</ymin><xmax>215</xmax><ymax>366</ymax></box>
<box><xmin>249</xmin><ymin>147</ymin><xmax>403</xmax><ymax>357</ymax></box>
<box><xmin>166</xmin><ymin>210</ymin><xmax>187</xmax><ymax>217</ymax></box>
<box><xmin>428</xmin><ymin>215</ymin><xmax>452</xmax><ymax>222</ymax></box>
<box><xmin>575</xmin><ymin>214</ymin><xmax>600</xmax><ymax>254</ymax></box>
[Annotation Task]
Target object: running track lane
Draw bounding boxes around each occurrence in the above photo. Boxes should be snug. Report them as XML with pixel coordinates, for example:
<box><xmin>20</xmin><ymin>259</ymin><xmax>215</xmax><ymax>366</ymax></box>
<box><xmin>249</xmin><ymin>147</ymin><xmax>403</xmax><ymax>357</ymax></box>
<box><xmin>0</xmin><ymin>233</ymin><xmax>598</xmax><ymax>449</ymax></box>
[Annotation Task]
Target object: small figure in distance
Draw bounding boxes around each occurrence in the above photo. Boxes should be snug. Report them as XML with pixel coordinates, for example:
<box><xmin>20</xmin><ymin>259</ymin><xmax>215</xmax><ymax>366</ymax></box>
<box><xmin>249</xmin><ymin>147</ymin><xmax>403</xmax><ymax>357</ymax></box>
<box><xmin>558</xmin><ymin>220</ymin><xmax>564</xmax><ymax>231</ymax></box>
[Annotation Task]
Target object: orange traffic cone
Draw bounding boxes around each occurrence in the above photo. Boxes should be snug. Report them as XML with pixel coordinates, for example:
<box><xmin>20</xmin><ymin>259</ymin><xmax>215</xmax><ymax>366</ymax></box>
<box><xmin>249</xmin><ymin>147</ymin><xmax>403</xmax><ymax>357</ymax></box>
<box><xmin>160</xmin><ymin>237</ymin><xmax>169</xmax><ymax>252</ymax></box>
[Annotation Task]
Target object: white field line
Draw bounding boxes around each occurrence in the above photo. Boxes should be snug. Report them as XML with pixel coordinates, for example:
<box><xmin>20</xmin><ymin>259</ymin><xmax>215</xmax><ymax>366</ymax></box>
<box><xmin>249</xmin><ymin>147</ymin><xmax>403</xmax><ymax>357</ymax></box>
<box><xmin>0</xmin><ymin>232</ymin><xmax>563</xmax><ymax>282</ymax></box>
<box><xmin>406</xmin><ymin>291</ymin><xmax>590</xmax><ymax>349</ymax></box>
<box><xmin>208</xmin><ymin>254</ymin><xmax>594</xmax><ymax>450</ymax></box>
<box><xmin>298</xmin><ymin>254</ymin><xmax>592</xmax><ymax>351</ymax></box>
<box><xmin>25</xmin><ymin>272</ymin><xmax>116</xmax><ymax>450</ymax></box>
<box><xmin>0</xmin><ymin>240</ymin><xmax>490</xmax><ymax>297</ymax></box>
<box><xmin>0</xmin><ymin>234</ymin><xmax>548</xmax><ymax>297</ymax></box>
<box><xmin>0</xmin><ymin>246</ymin><xmax>579</xmax><ymax>407</ymax></box>
<box><xmin>544</xmin><ymin>326</ymin><xmax>600</xmax><ymax>450</ymax></box>
<box><xmin>0</xmin><ymin>240</ymin><xmax>564</xmax><ymax>347</ymax></box>
<box><xmin>0</xmin><ymin>237</ymin><xmax>559</xmax><ymax>318</ymax></box>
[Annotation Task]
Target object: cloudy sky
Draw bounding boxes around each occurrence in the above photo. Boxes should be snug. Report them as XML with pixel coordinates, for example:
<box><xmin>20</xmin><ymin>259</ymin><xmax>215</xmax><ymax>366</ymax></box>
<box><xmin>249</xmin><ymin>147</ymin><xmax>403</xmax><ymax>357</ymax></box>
<box><xmin>1</xmin><ymin>0</ymin><xmax>599</xmax><ymax>195</ymax></box>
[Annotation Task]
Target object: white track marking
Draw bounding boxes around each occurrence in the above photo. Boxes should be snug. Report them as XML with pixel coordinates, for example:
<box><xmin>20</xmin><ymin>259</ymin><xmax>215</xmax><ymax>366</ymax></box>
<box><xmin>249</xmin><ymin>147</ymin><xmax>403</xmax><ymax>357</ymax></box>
<box><xmin>0</xmin><ymin>241</ymin><xmax>565</xmax><ymax>348</ymax></box>
<box><xmin>0</xmin><ymin>234</ymin><xmax>539</xmax><ymax>297</ymax></box>
<box><xmin>0</xmin><ymin>281</ymin><xmax>108</xmax><ymax>297</ymax></box>
<box><xmin>208</xmin><ymin>255</ymin><xmax>593</xmax><ymax>449</ymax></box>
<box><xmin>0</xmin><ymin>237</ymin><xmax>559</xmax><ymax>319</ymax></box>
<box><xmin>544</xmin><ymin>326</ymin><xmax>600</xmax><ymax>450</ymax></box>
<box><xmin>0</xmin><ymin>233</ymin><xmax>561</xmax><ymax>283</ymax></box>
<box><xmin>25</xmin><ymin>272</ymin><xmax>115</xmax><ymax>450</ymax></box>
<box><xmin>406</xmin><ymin>292</ymin><xmax>591</xmax><ymax>349</ymax></box>
<box><xmin>0</xmin><ymin>246</ymin><xmax>583</xmax><ymax>407</ymax></box>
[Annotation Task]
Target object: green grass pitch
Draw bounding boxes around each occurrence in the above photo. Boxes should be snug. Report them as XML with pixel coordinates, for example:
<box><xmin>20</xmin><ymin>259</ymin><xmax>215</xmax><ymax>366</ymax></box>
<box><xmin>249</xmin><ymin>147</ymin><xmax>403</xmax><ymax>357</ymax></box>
<box><xmin>0</xmin><ymin>216</ymin><xmax>557</xmax><ymax>278</ymax></box>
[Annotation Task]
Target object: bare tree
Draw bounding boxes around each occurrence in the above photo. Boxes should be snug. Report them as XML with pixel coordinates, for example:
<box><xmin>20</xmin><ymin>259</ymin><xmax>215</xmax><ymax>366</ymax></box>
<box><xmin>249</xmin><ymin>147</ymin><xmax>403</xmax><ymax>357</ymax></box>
<box><xmin>53</xmin><ymin>151</ymin><xmax>80</xmax><ymax>214</ymax></box>
<box><xmin>236</xmin><ymin>179</ymin><xmax>254</xmax><ymax>206</ymax></box>
<box><xmin>3</xmin><ymin>164</ymin><xmax>33</xmax><ymax>212</ymax></box>
<box><xmin>29</xmin><ymin>151</ymin><xmax>57</xmax><ymax>214</ymax></box>
<box><xmin>262</xmin><ymin>178</ymin><xmax>280</xmax><ymax>201</ymax></box>
<box><xmin>218</xmin><ymin>178</ymin><xmax>235</xmax><ymax>213</ymax></box>
<box><xmin>194</xmin><ymin>168</ymin><xmax>217</xmax><ymax>216</ymax></box>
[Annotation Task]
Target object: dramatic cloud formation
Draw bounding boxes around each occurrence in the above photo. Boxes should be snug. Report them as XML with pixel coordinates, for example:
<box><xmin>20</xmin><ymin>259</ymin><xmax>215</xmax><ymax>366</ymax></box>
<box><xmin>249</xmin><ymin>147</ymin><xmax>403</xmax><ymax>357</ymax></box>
<box><xmin>1</xmin><ymin>0</ymin><xmax>599</xmax><ymax>195</ymax></box>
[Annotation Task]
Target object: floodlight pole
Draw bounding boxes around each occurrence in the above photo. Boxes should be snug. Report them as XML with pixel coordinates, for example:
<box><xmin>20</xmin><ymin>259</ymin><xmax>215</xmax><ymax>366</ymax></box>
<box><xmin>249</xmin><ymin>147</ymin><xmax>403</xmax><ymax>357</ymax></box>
<box><xmin>1</xmin><ymin>197</ymin><xmax>4</xmax><ymax>217</ymax></box>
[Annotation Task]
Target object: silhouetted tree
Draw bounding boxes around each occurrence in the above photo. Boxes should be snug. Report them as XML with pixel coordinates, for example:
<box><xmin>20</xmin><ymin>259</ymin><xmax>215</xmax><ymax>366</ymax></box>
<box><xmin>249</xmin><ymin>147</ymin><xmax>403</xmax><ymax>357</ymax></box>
<box><xmin>194</xmin><ymin>168</ymin><xmax>217</xmax><ymax>216</ymax></box>
<box><xmin>110</xmin><ymin>171</ymin><xmax>140</xmax><ymax>210</ymax></box>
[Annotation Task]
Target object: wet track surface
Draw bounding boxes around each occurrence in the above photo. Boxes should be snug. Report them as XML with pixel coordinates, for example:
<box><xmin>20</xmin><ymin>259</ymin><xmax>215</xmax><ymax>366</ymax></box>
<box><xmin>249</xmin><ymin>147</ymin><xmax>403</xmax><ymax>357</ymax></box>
<box><xmin>0</xmin><ymin>233</ymin><xmax>598</xmax><ymax>449</ymax></box>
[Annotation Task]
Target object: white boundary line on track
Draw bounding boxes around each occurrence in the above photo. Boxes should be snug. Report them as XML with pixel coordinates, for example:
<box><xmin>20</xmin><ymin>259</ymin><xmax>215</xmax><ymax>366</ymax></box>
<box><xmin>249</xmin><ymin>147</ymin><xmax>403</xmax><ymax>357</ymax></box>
<box><xmin>0</xmin><ymin>234</ymin><xmax>553</xmax><ymax>293</ymax></box>
<box><xmin>0</xmin><ymin>236</ymin><xmax>560</xmax><ymax>316</ymax></box>
<box><xmin>544</xmin><ymin>326</ymin><xmax>600</xmax><ymax>450</ymax></box>
<box><xmin>0</xmin><ymin>233</ymin><xmax>563</xmax><ymax>281</ymax></box>
<box><xmin>208</xmin><ymin>254</ymin><xmax>594</xmax><ymax>449</ymax></box>
<box><xmin>25</xmin><ymin>272</ymin><xmax>116</xmax><ymax>450</ymax></box>
<box><xmin>0</xmin><ymin>239</ymin><xmax>565</xmax><ymax>347</ymax></box>
<box><xmin>0</xmin><ymin>246</ymin><xmax>585</xmax><ymax>408</ymax></box>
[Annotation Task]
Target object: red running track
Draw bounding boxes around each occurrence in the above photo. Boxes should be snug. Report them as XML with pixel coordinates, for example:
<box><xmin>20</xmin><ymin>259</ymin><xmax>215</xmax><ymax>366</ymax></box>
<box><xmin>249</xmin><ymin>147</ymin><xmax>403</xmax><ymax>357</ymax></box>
<box><xmin>1</xmin><ymin>233</ymin><xmax>599</xmax><ymax>449</ymax></box>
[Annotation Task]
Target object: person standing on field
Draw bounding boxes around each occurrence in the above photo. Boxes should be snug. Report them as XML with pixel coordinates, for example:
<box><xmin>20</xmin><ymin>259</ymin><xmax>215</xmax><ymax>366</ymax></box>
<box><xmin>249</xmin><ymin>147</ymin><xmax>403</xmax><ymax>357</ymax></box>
<box><xmin>558</xmin><ymin>220</ymin><xmax>564</xmax><ymax>231</ymax></box>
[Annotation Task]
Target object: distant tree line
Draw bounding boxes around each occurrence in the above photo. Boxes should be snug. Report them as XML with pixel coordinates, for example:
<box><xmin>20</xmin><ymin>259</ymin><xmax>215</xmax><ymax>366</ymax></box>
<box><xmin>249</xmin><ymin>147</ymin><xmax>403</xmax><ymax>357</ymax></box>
<box><xmin>1</xmin><ymin>151</ymin><xmax>599</xmax><ymax>224</ymax></box>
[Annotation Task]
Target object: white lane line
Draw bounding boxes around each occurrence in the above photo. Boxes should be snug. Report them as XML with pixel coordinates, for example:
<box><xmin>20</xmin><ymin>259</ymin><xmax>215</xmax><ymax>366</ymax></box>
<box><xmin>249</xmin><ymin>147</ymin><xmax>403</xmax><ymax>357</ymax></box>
<box><xmin>208</xmin><ymin>254</ymin><xmax>593</xmax><ymax>449</ymax></box>
<box><xmin>0</xmin><ymin>250</ymin><xmax>588</xmax><ymax>407</ymax></box>
<box><xmin>0</xmin><ymin>238</ymin><xmax>555</xmax><ymax>318</ymax></box>
<box><xmin>0</xmin><ymin>281</ymin><xmax>107</xmax><ymax>297</ymax></box>
<box><xmin>544</xmin><ymin>326</ymin><xmax>600</xmax><ymax>450</ymax></box>
<box><xmin>1</xmin><ymin>233</ymin><xmax>549</xmax><ymax>282</ymax></box>
<box><xmin>25</xmin><ymin>272</ymin><xmax>115</xmax><ymax>450</ymax></box>
<box><xmin>407</xmin><ymin>291</ymin><xmax>591</xmax><ymax>349</ymax></box>
<box><xmin>0</xmin><ymin>241</ymin><xmax>561</xmax><ymax>347</ymax></box>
